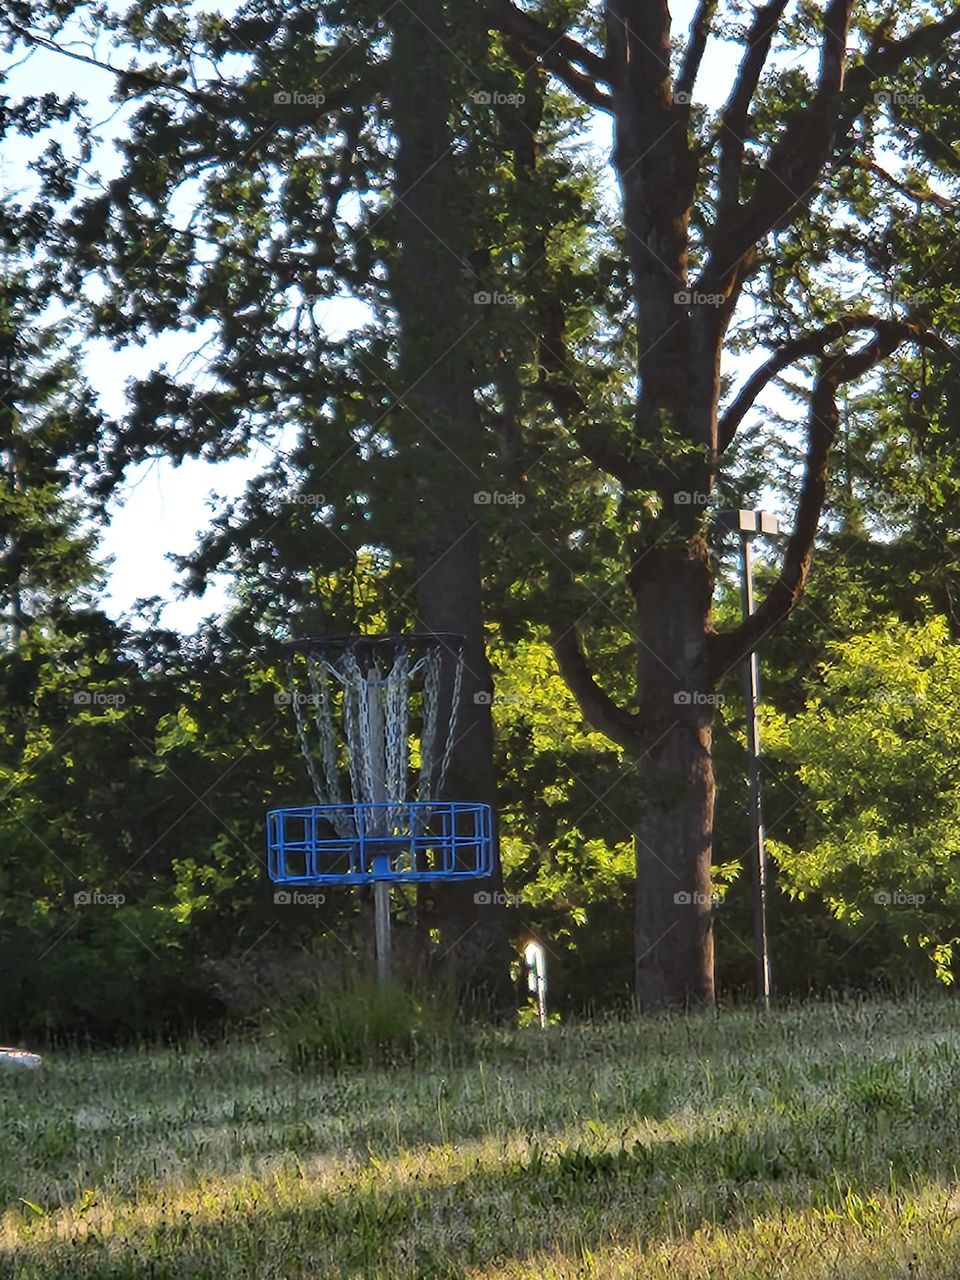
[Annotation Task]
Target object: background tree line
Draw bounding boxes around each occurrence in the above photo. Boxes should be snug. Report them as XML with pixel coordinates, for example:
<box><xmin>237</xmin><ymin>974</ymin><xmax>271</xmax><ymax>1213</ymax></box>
<box><xmin>2</xmin><ymin>0</ymin><xmax>960</xmax><ymax>1037</ymax></box>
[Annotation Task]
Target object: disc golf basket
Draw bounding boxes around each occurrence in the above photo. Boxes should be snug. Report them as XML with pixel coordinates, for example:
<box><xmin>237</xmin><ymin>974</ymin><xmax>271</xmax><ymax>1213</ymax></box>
<box><xmin>267</xmin><ymin>633</ymin><xmax>493</xmax><ymax>980</ymax></box>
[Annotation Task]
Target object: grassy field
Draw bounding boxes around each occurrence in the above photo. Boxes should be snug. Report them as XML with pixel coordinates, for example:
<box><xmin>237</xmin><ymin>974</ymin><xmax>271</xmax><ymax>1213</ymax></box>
<box><xmin>4</xmin><ymin>997</ymin><xmax>960</xmax><ymax>1277</ymax></box>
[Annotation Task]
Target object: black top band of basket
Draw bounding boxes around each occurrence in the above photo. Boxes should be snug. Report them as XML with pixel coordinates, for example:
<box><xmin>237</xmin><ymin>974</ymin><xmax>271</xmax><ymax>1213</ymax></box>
<box><xmin>282</xmin><ymin>633</ymin><xmax>465</xmax><ymax>657</ymax></box>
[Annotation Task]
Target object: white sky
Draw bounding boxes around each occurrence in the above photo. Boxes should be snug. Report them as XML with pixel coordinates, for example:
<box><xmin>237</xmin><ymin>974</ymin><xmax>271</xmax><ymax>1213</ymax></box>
<box><xmin>2</xmin><ymin>2</ymin><xmax>805</xmax><ymax>633</ymax></box>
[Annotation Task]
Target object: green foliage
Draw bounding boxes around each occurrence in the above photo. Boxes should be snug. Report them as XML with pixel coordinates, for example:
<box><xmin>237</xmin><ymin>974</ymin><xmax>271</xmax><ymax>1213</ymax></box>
<box><xmin>766</xmin><ymin>617</ymin><xmax>960</xmax><ymax>982</ymax></box>
<box><xmin>0</xmin><ymin>261</ymin><xmax>103</xmax><ymax>630</ymax></box>
<box><xmin>489</xmin><ymin>633</ymin><xmax>635</xmax><ymax>1006</ymax></box>
<box><xmin>4</xmin><ymin>0</ymin><xmax>960</xmax><ymax>1025</ymax></box>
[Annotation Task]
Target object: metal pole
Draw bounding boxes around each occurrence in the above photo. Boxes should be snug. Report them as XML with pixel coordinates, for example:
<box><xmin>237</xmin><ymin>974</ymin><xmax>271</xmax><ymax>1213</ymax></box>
<box><xmin>374</xmin><ymin>882</ymin><xmax>391</xmax><ymax>985</ymax></box>
<box><xmin>740</xmin><ymin>533</ymin><xmax>772</xmax><ymax>1008</ymax></box>
<box><xmin>537</xmin><ymin>965</ymin><xmax>547</xmax><ymax>1030</ymax></box>
<box><xmin>366</xmin><ymin>674</ymin><xmax>392</xmax><ymax>985</ymax></box>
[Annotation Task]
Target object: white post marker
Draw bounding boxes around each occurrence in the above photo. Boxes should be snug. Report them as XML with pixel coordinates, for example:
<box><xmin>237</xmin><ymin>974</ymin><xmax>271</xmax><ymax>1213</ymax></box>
<box><xmin>0</xmin><ymin>1048</ymin><xmax>42</xmax><ymax>1069</ymax></box>
<box><xmin>524</xmin><ymin>940</ymin><xmax>547</xmax><ymax>1028</ymax></box>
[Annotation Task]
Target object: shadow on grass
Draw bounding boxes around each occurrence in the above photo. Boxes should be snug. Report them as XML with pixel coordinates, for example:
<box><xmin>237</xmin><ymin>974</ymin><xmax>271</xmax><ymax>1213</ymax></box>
<box><xmin>0</xmin><ymin>1043</ymin><xmax>681</xmax><ymax>1212</ymax></box>
<box><xmin>6</xmin><ymin>1074</ymin><xmax>960</xmax><ymax>1280</ymax></box>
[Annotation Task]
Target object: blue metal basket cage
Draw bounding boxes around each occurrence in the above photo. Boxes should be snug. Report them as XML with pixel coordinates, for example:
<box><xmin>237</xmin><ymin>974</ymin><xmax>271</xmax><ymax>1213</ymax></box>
<box><xmin>267</xmin><ymin>800</ymin><xmax>493</xmax><ymax>886</ymax></box>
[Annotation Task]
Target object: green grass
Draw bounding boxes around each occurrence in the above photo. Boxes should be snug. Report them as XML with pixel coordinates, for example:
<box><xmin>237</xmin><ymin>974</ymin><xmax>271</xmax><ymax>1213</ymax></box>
<box><xmin>265</xmin><ymin>973</ymin><xmax>463</xmax><ymax>1070</ymax></box>
<box><xmin>5</xmin><ymin>996</ymin><xmax>960</xmax><ymax>1277</ymax></box>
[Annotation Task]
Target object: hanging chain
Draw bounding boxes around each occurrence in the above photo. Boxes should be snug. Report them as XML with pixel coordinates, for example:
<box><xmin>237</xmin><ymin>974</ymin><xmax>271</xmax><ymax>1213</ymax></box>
<box><xmin>384</xmin><ymin>644</ymin><xmax>411</xmax><ymax>830</ymax></box>
<box><xmin>339</xmin><ymin>650</ymin><xmax>372</xmax><ymax>806</ymax></box>
<box><xmin>305</xmin><ymin>656</ymin><xmax>355</xmax><ymax>836</ymax></box>
<box><xmin>307</xmin><ymin>656</ymin><xmax>342</xmax><ymax>805</ymax></box>
<box><xmin>286</xmin><ymin>639</ymin><xmax>466</xmax><ymax>841</ymax></box>
<box><xmin>286</xmin><ymin>657</ymin><xmax>326</xmax><ymax>803</ymax></box>
<box><xmin>417</xmin><ymin>646</ymin><xmax>442</xmax><ymax>803</ymax></box>
<box><xmin>436</xmin><ymin>649</ymin><xmax>464</xmax><ymax>800</ymax></box>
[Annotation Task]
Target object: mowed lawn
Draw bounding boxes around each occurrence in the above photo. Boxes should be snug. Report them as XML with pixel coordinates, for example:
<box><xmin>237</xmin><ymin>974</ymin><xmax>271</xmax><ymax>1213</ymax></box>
<box><xmin>5</xmin><ymin>998</ymin><xmax>960</xmax><ymax>1278</ymax></box>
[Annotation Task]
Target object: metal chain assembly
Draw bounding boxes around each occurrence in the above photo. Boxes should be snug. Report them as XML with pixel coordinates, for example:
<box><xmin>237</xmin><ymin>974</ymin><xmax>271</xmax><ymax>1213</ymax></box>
<box><xmin>283</xmin><ymin>636</ymin><xmax>464</xmax><ymax>835</ymax></box>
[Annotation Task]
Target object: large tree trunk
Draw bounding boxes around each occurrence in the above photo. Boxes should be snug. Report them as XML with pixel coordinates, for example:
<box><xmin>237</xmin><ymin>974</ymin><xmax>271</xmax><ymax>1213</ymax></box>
<box><xmin>634</xmin><ymin>722</ymin><xmax>715</xmax><ymax>1007</ymax></box>
<box><xmin>601</xmin><ymin>5</ymin><xmax>721</xmax><ymax>1007</ymax></box>
<box><xmin>414</xmin><ymin>517</ymin><xmax>512</xmax><ymax>1010</ymax></box>
<box><xmin>631</xmin><ymin>541</ymin><xmax>716</xmax><ymax>1007</ymax></box>
<box><xmin>388</xmin><ymin>0</ymin><xmax>511</xmax><ymax>1009</ymax></box>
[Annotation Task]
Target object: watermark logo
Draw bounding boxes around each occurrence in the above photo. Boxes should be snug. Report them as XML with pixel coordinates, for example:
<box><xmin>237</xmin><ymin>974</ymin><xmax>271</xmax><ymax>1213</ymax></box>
<box><xmin>74</xmin><ymin>890</ymin><xmax>125</xmax><ymax>907</ymax></box>
<box><xmin>472</xmin><ymin>689</ymin><xmax>523</xmax><ymax>708</ymax></box>
<box><xmin>274</xmin><ymin>890</ymin><xmax>326</xmax><ymax>907</ymax></box>
<box><xmin>674</xmin><ymin>290</ymin><xmax>726</xmax><ymax>308</ymax></box>
<box><xmin>674</xmin><ymin>491</ymin><xmax>709</xmax><ymax>506</ymax></box>
<box><xmin>473</xmin><ymin>490</ymin><xmax>525</xmax><ymax>506</ymax></box>
<box><xmin>282</xmin><ymin>492</ymin><xmax>326</xmax><ymax>507</ymax></box>
<box><xmin>471</xmin><ymin>90</ymin><xmax>525</xmax><ymax>106</ymax></box>
<box><xmin>674</xmin><ymin>690</ymin><xmax>725</xmax><ymax>707</ymax></box>
<box><xmin>871</xmin><ymin>689</ymin><xmax>923</xmax><ymax>710</ymax></box>
<box><xmin>890</xmin><ymin>292</ymin><xmax>927</xmax><ymax>311</ymax></box>
<box><xmin>874</xmin><ymin>90</ymin><xmax>923</xmax><ymax>106</ymax></box>
<box><xmin>274</xmin><ymin>691</ymin><xmax>321</xmax><ymax>708</ymax></box>
<box><xmin>274</xmin><ymin>89</ymin><xmax>326</xmax><ymax>106</ymax></box>
<box><xmin>674</xmin><ymin>890</ymin><xmax>721</xmax><ymax>906</ymax></box>
<box><xmin>474</xmin><ymin>889</ymin><xmax>522</xmax><ymax>906</ymax></box>
<box><xmin>73</xmin><ymin>691</ymin><xmax>126</xmax><ymax>707</ymax></box>
<box><xmin>473</xmin><ymin>290</ymin><xmax>520</xmax><ymax>307</ymax></box>
<box><xmin>874</xmin><ymin>492</ymin><xmax>914</xmax><ymax>522</ymax></box>
<box><xmin>874</xmin><ymin>890</ymin><xmax>925</xmax><ymax>906</ymax></box>
<box><xmin>673</xmin><ymin>90</ymin><xmax>691</xmax><ymax>105</ymax></box>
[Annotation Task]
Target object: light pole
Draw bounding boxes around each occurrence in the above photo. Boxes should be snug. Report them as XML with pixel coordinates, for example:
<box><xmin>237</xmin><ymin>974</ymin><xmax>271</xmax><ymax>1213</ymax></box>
<box><xmin>718</xmin><ymin>509</ymin><xmax>779</xmax><ymax>1009</ymax></box>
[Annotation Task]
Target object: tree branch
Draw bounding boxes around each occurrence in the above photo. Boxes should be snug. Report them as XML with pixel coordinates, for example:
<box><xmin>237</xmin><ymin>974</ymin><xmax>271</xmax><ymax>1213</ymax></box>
<box><xmin>534</xmin><ymin>298</ymin><xmax>640</xmax><ymax>485</ymax></box>
<box><xmin>490</xmin><ymin>36</ymin><xmax>634</xmax><ymax>485</ymax></box>
<box><xmin>547</xmin><ymin>568</ymin><xmax>643</xmax><ymax>750</ymax></box>
<box><xmin>6</xmin><ymin>20</ymin><xmax>356</xmax><ymax>120</ymax></box>
<box><xmin>676</xmin><ymin>0</ymin><xmax>717</xmax><ymax>99</ymax></box>
<box><xmin>486</xmin><ymin>0</ymin><xmax>613</xmax><ymax>110</ymax></box>
<box><xmin>702</xmin><ymin>0</ymin><xmax>855</xmax><ymax>297</ymax></box>
<box><xmin>839</xmin><ymin>8</ymin><xmax>960</xmax><ymax>136</ymax></box>
<box><xmin>711</xmin><ymin>322</ymin><xmax>957</xmax><ymax>671</ymax></box>
<box><xmin>718</xmin><ymin>314</ymin><xmax>953</xmax><ymax>452</ymax></box>
<box><xmin>714</xmin><ymin>0</ymin><xmax>790</xmax><ymax>224</ymax></box>
<box><xmin>702</xmin><ymin>3</ymin><xmax>960</xmax><ymax>306</ymax></box>
<box><xmin>857</xmin><ymin>158</ymin><xmax>956</xmax><ymax>210</ymax></box>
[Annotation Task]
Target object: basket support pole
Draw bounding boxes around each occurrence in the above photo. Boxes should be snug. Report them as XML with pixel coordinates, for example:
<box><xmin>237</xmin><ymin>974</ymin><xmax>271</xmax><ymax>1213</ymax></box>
<box><xmin>366</xmin><ymin>672</ymin><xmax>392</xmax><ymax>984</ymax></box>
<box><xmin>374</xmin><ymin>881</ymin><xmax>391</xmax><ymax>985</ymax></box>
